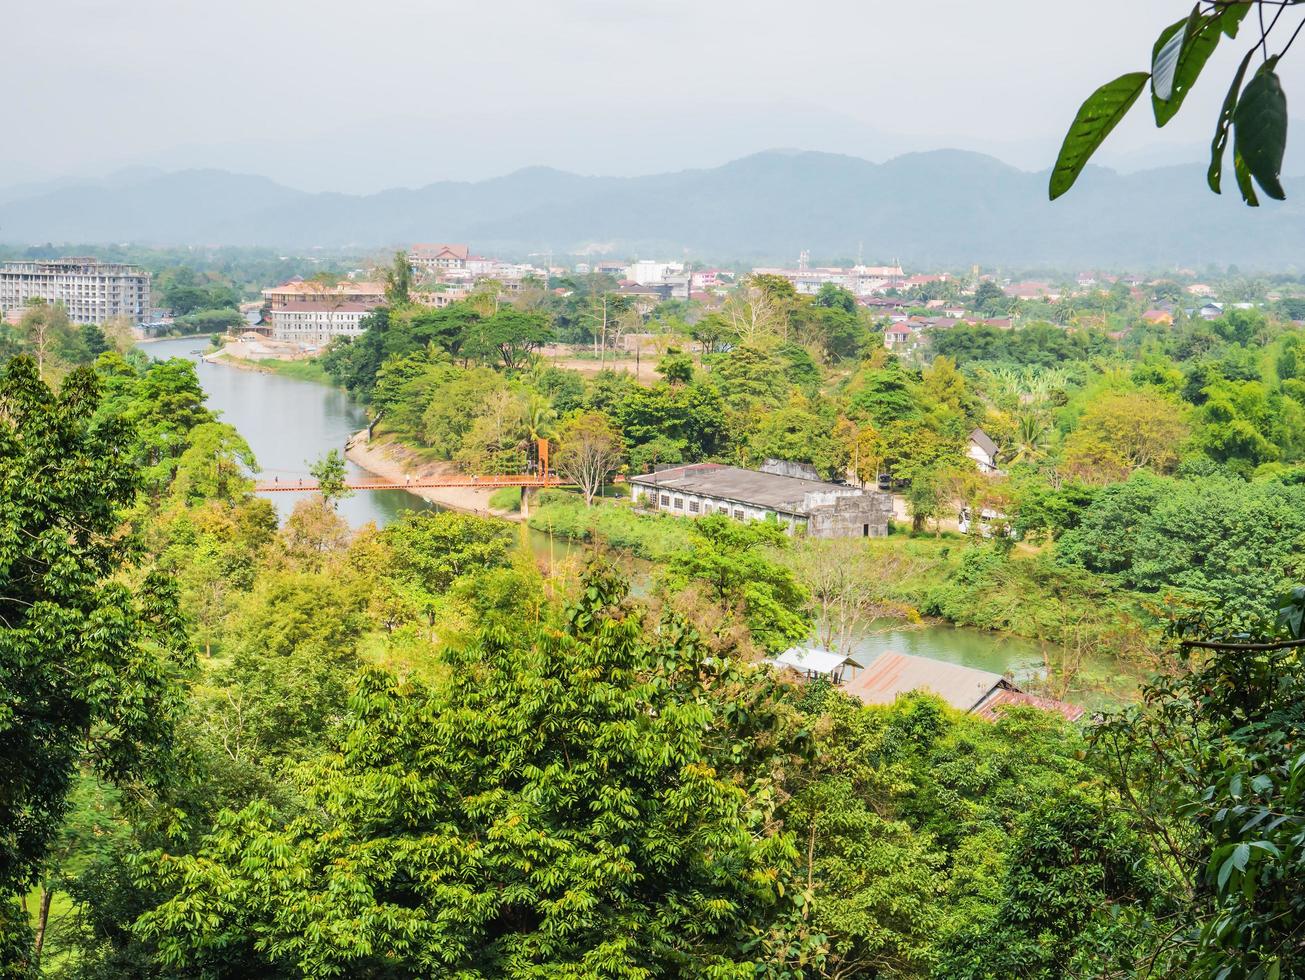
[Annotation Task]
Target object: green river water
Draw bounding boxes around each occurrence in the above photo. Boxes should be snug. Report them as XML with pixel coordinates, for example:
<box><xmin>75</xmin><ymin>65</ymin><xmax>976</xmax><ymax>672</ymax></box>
<box><xmin>141</xmin><ymin>336</ymin><xmax>1136</xmax><ymax>708</ymax></box>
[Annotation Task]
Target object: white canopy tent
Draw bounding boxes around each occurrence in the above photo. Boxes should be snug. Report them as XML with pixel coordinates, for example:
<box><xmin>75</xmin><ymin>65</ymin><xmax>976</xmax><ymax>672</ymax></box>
<box><xmin>770</xmin><ymin>646</ymin><xmax>860</xmax><ymax>685</ymax></box>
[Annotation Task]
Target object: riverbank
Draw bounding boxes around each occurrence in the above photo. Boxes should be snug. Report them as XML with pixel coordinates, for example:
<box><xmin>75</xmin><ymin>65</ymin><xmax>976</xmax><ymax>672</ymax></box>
<box><xmin>345</xmin><ymin>430</ymin><xmax>521</xmax><ymax>520</ymax></box>
<box><xmin>528</xmin><ymin>494</ymin><xmax>1158</xmax><ymax>677</ymax></box>
<box><xmin>209</xmin><ymin>349</ymin><xmax>330</xmax><ymax>383</ymax></box>
<box><xmin>137</xmin><ymin>334</ymin><xmax>204</xmax><ymax>345</ymax></box>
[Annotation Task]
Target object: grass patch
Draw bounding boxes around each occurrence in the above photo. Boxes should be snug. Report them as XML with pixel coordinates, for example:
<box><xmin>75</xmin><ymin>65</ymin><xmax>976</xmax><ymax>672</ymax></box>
<box><xmin>357</xmin><ymin>627</ymin><xmax>452</xmax><ymax>687</ymax></box>
<box><xmin>220</xmin><ymin>354</ymin><xmax>330</xmax><ymax>384</ymax></box>
<box><xmin>257</xmin><ymin>358</ymin><xmax>330</xmax><ymax>383</ymax></box>
<box><xmin>489</xmin><ymin>487</ymin><xmax>521</xmax><ymax>512</ymax></box>
<box><xmin>528</xmin><ymin>492</ymin><xmax>697</xmax><ymax>560</ymax></box>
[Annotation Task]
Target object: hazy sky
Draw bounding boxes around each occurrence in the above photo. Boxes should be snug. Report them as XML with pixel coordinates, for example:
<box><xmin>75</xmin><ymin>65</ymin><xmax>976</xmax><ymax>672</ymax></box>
<box><xmin>5</xmin><ymin>0</ymin><xmax>1301</xmax><ymax>191</ymax></box>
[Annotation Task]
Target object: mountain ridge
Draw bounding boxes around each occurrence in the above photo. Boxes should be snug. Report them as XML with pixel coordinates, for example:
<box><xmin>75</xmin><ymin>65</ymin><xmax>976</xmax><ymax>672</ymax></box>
<box><xmin>1</xmin><ymin>149</ymin><xmax>1301</xmax><ymax>267</ymax></box>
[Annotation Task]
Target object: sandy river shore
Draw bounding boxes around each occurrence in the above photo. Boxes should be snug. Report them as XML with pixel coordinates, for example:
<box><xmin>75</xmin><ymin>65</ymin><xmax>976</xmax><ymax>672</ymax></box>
<box><xmin>344</xmin><ymin>430</ymin><xmax>522</xmax><ymax>520</ymax></box>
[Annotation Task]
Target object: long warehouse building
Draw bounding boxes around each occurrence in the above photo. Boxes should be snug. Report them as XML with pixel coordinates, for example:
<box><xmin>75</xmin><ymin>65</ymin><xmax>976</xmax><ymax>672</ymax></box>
<box><xmin>629</xmin><ymin>461</ymin><xmax>892</xmax><ymax>539</ymax></box>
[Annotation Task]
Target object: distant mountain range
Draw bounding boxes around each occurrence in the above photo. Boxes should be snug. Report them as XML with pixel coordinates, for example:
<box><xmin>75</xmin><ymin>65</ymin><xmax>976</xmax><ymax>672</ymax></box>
<box><xmin>2</xmin><ymin>149</ymin><xmax>1304</xmax><ymax>268</ymax></box>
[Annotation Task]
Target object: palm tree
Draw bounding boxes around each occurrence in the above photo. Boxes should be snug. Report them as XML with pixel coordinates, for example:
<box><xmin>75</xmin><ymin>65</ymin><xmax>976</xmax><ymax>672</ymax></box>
<box><xmin>1008</xmin><ymin>411</ymin><xmax>1051</xmax><ymax>465</ymax></box>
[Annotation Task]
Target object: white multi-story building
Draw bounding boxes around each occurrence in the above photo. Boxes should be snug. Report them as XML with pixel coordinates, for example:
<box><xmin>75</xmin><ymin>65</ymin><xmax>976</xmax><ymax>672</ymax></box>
<box><xmin>625</xmin><ymin>260</ymin><xmax>685</xmax><ymax>286</ymax></box>
<box><xmin>409</xmin><ymin>244</ymin><xmax>469</xmax><ymax>274</ymax></box>
<box><xmin>0</xmin><ymin>258</ymin><xmax>151</xmax><ymax>326</ymax></box>
<box><xmin>751</xmin><ymin>262</ymin><xmax>906</xmax><ymax>298</ymax></box>
<box><xmin>267</xmin><ymin>303</ymin><xmax>376</xmax><ymax>346</ymax></box>
<box><xmin>262</xmin><ymin>279</ymin><xmax>386</xmax><ymax>346</ymax></box>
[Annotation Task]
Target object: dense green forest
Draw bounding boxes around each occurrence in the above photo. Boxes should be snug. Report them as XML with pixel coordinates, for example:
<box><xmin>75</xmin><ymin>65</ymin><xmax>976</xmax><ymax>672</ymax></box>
<box><xmin>1</xmin><ymin>264</ymin><xmax>1304</xmax><ymax>976</ymax></box>
<box><xmin>323</xmin><ymin>272</ymin><xmax>1305</xmax><ymax>641</ymax></box>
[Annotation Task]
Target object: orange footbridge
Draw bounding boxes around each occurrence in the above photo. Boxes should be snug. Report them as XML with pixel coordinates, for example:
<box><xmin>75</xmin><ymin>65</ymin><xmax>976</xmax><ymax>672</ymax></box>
<box><xmin>254</xmin><ymin>437</ymin><xmax>564</xmax><ymax>494</ymax></box>
<box><xmin>252</xmin><ymin>474</ymin><xmax>565</xmax><ymax>493</ymax></box>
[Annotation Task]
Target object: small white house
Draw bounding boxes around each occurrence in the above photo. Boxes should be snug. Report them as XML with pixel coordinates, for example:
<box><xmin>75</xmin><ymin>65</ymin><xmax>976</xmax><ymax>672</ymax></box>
<box><xmin>968</xmin><ymin>427</ymin><xmax>1000</xmax><ymax>475</ymax></box>
<box><xmin>884</xmin><ymin>324</ymin><xmax>915</xmax><ymax>351</ymax></box>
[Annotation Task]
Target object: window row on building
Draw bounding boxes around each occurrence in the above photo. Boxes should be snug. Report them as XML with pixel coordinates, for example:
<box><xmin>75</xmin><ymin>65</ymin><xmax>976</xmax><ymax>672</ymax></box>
<box><xmin>651</xmin><ymin>492</ymin><xmax>751</xmax><ymax>521</ymax></box>
<box><xmin>0</xmin><ymin>258</ymin><xmax>151</xmax><ymax>326</ymax></box>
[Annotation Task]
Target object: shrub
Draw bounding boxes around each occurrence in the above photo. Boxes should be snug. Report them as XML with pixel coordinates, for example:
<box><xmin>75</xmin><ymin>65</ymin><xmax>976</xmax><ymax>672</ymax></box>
<box><xmin>528</xmin><ymin>493</ymin><xmax>697</xmax><ymax>560</ymax></box>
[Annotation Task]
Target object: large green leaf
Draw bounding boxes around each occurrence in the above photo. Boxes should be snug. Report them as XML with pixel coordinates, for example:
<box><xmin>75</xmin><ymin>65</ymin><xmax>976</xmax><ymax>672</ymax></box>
<box><xmin>1219</xmin><ymin>1</ymin><xmax>1250</xmax><ymax>38</ymax></box>
<box><xmin>1234</xmin><ymin>149</ymin><xmax>1260</xmax><ymax>207</ymax></box>
<box><xmin>1234</xmin><ymin>65</ymin><xmax>1288</xmax><ymax>201</ymax></box>
<box><xmin>1152</xmin><ymin>8</ymin><xmax>1227</xmax><ymax>126</ymax></box>
<box><xmin>1208</xmin><ymin>47</ymin><xmax>1256</xmax><ymax>193</ymax></box>
<box><xmin>1049</xmin><ymin>72</ymin><xmax>1149</xmax><ymax>201</ymax></box>
<box><xmin>1150</xmin><ymin>18</ymin><xmax>1186</xmax><ymax>103</ymax></box>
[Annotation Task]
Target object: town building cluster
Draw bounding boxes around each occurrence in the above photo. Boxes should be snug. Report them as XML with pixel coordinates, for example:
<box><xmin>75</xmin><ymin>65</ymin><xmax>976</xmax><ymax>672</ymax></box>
<box><xmin>751</xmin><ymin>258</ymin><xmax>910</xmax><ymax>297</ymax></box>
<box><xmin>407</xmin><ymin>243</ymin><xmax>549</xmax><ymax>308</ymax></box>
<box><xmin>602</xmin><ymin>260</ymin><xmax>732</xmax><ymax>301</ymax></box>
<box><xmin>261</xmin><ymin>243</ymin><xmax>554</xmax><ymax>343</ymax></box>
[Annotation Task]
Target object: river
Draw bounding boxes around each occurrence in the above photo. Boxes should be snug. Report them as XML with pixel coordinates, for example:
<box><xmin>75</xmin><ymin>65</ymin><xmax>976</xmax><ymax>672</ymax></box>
<box><xmin>141</xmin><ymin>337</ymin><xmax>432</xmax><ymax>527</ymax></box>
<box><xmin>140</xmin><ymin>335</ymin><xmax>1135</xmax><ymax>708</ymax></box>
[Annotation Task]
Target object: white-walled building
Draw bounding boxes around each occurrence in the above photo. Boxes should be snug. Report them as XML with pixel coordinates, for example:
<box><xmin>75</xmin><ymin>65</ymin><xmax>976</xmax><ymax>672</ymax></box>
<box><xmin>751</xmin><ymin>262</ymin><xmax>906</xmax><ymax>298</ymax></box>
<box><xmin>629</xmin><ymin>462</ymin><xmax>892</xmax><ymax>539</ymax></box>
<box><xmin>625</xmin><ymin>260</ymin><xmax>685</xmax><ymax>285</ymax></box>
<box><xmin>410</xmin><ymin>244</ymin><xmax>469</xmax><ymax>273</ymax></box>
<box><xmin>0</xmin><ymin>258</ymin><xmax>151</xmax><ymax>326</ymax></box>
<box><xmin>262</xmin><ymin>279</ymin><xmax>385</xmax><ymax>346</ymax></box>
<box><xmin>267</xmin><ymin>303</ymin><xmax>376</xmax><ymax>346</ymax></box>
<box><xmin>968</xmin><ymin>428</ymin><xmax>1000</xmax><ymax>474</ymax></box>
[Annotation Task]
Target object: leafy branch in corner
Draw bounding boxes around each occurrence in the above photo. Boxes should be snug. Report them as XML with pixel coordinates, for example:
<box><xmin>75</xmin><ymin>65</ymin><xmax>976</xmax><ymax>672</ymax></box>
<box><xmin>1050</xmin><ymin>1</ymin><xmax>1301</xmax><ymax>205</ymax></box>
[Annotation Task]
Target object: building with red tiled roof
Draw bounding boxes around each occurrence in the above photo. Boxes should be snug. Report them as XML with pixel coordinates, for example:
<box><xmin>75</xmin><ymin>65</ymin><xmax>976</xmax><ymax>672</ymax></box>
<box><xmin>410</xmin><ymin>243</ymin><xmax>471</xmax><ymax>273</ymax></box>
<box><xmin>883</xmin><ymin>323</ymin><xmax>915</xmax><ymax>351</ymax></box>
<box><xmin>261</xmin><ymin>279</ymin><xmax>386</xmax><ymax>346</ymax></box>
<box><xmin>262</xmin><ymin>279</ymin><xmax>385</xmax><ymax>309</ymax></box>
<box><xmin>1004</xmin><ymin>281</ymin><xmax>1060</xmax><ymax>301</ymax></box>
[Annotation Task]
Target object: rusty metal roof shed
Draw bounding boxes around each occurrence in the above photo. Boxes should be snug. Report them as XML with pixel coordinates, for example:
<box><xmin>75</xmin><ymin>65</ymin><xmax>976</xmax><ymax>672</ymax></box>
<box><xmin>971</xmin><ymin>688</ymin><xmax>1086</xmax><ymax>723</ymax></box>
<box><xmin>843</xmin><ymin>651</ymin><xmax>1008</xmax><ymax>712</ymax></box>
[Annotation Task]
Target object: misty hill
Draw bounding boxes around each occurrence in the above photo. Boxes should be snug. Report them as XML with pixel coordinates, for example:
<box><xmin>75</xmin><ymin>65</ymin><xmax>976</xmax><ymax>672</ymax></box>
<box><xmin>2</xmin><ymin>150</ymin><xmax>1304</xmax><ymax>267</ymax></box>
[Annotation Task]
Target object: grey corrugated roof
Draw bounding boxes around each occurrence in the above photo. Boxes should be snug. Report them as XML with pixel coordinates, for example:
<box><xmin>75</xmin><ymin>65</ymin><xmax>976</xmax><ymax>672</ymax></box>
<box><xmin>969</xmin><ymin>427</ymin><xmax>999</xmax><ymax>457</ymax></box>
<box><xmin>843</xmin><ymin>651</ymin><xmax>1007</xmax><ymax>711</ymax></box>
<box><xmin>629</xmin><ymin>463</ymin><xmax>854</xmax><ymax>514</ymax></box>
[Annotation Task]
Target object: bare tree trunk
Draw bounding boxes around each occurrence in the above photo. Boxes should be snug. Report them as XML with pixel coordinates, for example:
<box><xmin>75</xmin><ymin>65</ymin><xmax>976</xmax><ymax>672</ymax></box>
<box><xmin>599</xmin><ymin>294</ymin><xmax>608</xmax><ymax>368</ymax></box>
<box><xmin>804</xmin><ymin>816</ymin><xmax>817</xmax><ymax>920</ymax></box>
<box><xmin>34</xmin><ymin>322</ymin><xmax>48</xmax><ymax>377</ymax></box>
<box><xmin>33</xmin><ymin>885</ymin><xmax>53</xmax><ymax>963</ymax></box>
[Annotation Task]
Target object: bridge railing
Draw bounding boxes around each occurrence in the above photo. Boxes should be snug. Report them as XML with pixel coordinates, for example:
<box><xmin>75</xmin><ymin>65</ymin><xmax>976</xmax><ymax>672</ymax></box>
<box><xmin>252</xmin><ymin>474</ymin><xmax>566</xmax><ymax>493</ymax></box>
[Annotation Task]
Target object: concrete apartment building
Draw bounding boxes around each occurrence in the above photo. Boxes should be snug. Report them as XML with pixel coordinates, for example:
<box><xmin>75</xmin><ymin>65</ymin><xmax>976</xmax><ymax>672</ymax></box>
<box><xmin>629</xmin><ymin>461</ymin><xmax>892</xmax><ymax>539</ymax></box>
<box><xmin>409</xmin><ymin>244</ymin><xmax>469</xmax><ymax>274</ymax></box>
<box><xmin>261</xmin><ymin>279</ymin><xmax>385</xmax><ymax>346</ymax></box>
<box><xmin>751</xmin><ymin>262</ymin><xmax>906</xmax><ymax>298</ymax></box>
<box><xmin>0</xmin><ymin>258</ymin><xmax>151</xmax><ymax>326</ymax></box>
